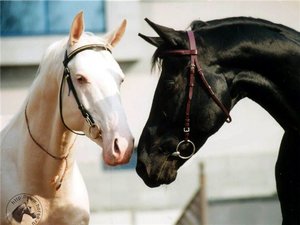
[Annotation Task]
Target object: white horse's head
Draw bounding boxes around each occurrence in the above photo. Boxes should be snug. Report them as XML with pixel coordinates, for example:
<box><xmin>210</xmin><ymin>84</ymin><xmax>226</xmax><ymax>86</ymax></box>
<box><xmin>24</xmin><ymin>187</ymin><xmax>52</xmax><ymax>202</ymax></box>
<box><xmin>59</xmin><ymin>12</ymin><xmax>134</xmax><ymax>165</ymax></box>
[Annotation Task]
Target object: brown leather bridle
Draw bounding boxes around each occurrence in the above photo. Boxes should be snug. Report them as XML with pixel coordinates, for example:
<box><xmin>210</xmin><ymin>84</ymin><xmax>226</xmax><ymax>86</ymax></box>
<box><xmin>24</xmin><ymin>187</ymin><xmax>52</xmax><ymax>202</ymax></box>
<box><xmin>159</xmin><ymin>31</ymin><xmax>232</xmax><ymax>159</ymax></box>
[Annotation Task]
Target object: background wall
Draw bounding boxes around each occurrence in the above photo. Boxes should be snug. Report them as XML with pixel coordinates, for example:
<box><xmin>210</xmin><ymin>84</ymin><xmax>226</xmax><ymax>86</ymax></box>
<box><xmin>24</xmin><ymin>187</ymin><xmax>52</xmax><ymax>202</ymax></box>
<box><xmin>1</xmin><ymin>1</ymin><xmax>299</xmax><ymax>224</ymax></box>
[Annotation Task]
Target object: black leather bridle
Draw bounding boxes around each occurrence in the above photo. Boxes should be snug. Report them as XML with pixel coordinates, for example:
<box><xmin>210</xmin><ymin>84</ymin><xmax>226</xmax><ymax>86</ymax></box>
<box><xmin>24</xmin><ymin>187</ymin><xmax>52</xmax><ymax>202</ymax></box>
<box><xmin>159</xmin><ymin>31</ymin><xmax>232</xmax><ymax>159</ymax></box>
<box><xmin>24</xmin><ymin>44</ymin><xmax>111</xmax><ymax>190</ymax></box>
<box><xmin>60</xmin><ymin>44</ymin><xmax>111</xmax><ymax>137</ymax></box>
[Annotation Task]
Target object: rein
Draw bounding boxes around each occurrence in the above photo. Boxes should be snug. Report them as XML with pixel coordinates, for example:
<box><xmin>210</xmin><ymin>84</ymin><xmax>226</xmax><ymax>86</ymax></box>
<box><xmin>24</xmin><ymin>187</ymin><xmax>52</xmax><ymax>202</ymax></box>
<box><xmin>24</xmin><ymin>44</ymin><xmax>111</xmax><ymax>190</ymax></box>
<box><xmin>25</xmin><ymin>103</ymin><xmax>74</xmax><ymax>190</ymax></box>
<box><xmin>159</xmin><ymin>31</ymin><xmax>232</xmax><ymax>159</ymax></box>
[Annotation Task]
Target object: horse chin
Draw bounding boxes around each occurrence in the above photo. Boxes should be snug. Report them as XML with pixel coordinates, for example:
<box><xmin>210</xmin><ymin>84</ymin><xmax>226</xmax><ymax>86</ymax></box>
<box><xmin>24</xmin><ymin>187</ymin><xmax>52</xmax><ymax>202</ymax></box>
<box><xmin>136</xmin><ymin>155</ymin><xmax>178</xmax><ymax>188</ymax></box>
<box><xmin>145</xmin><ymin>172</ymin><xmax>177</xmax><ymax>188</ymax></box>
<box><xmin>103</xmin><ymin>153</ymin><xmax>124</xmax><ymax>166</ymax></box>
<box><xmin>102</xmin><ymin>150</ymin><xmax>132</xmax><ymax>166</ymax></box>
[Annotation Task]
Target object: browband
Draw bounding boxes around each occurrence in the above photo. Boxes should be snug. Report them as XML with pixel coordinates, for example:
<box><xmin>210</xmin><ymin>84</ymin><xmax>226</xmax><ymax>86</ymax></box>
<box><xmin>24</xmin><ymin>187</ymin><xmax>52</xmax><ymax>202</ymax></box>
<box><xmin>63</xmin><ymin>44</ymin><xmax>111</xmax><ymax>67</ymax></box>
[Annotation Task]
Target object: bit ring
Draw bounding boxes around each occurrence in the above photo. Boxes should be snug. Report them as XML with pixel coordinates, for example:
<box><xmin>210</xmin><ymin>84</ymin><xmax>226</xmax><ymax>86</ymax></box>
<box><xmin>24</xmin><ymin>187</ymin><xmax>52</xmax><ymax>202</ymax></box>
<box><xmin>172</xmin><ymin>139</ymin><xmax>196</xmax><ymax>159</ymax></box>
<box><xmin>89</xmin><ymin>124</ymin><xmax>101</xmax><ymax>139</ymax></box>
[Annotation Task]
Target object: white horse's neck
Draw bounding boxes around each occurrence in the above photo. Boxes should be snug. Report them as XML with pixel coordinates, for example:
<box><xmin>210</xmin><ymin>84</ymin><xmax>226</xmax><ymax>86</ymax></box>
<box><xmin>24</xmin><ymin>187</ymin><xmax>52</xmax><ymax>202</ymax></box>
<box><xmin>19</xmin><ymin>53</ymin><xmax>77</xmax><ymax>196</ymax></box>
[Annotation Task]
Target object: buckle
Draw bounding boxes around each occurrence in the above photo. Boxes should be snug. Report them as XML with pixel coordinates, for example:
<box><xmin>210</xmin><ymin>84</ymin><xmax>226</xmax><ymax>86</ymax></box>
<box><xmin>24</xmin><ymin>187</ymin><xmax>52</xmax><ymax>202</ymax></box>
<box><xmin>183</xmin><ymin>127</ymin><xmax>190</xmax><ymax>133</ymax></box>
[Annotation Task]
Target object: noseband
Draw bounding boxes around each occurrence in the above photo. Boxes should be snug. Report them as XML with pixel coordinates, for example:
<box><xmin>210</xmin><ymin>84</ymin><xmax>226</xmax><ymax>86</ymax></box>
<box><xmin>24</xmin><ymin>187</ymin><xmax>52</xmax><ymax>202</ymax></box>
<box><xmin>60</xmin><ymin>44</ymin><xmax>111</xmax><ymax>137</ymax></box>
<box><xmin>159</xmin><ymin>31</ymin><xmax>231</xmax><ymax>159</ymax></box>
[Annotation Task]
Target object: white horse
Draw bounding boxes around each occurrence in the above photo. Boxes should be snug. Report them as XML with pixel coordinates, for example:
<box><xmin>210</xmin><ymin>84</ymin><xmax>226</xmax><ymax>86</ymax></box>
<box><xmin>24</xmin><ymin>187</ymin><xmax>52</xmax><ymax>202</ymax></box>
<box><xmin>1</xmin><ymin>12</ymin><xmax>134</xmax><ymax>225</ymax></box>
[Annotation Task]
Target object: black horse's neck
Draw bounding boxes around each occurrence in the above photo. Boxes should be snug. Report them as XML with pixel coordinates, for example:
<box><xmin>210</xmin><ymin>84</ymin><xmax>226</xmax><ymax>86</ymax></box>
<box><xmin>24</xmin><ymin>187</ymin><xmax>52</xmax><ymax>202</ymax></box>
<box><xmin>196</xmin><ymin>18</ymin><xmax>300</xmax><ymax>133</ymax></box>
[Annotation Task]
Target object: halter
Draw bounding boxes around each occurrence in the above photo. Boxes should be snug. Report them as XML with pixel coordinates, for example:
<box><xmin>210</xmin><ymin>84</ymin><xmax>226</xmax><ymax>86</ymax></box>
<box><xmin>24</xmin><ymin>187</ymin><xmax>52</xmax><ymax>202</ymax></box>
<box><xmin>61</xmin><ymin>44</ymin><xmax>111</xmax><ymax>137</ymax></box>
<box><xmin>159</xmin><ymin>31</ymin><xmax>231</xmax><ymax>160</ymax></box>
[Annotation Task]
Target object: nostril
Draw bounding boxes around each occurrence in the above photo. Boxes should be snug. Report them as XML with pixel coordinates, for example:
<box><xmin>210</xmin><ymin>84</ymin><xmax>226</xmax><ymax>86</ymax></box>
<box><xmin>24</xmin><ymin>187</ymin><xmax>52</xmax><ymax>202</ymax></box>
<box><xmin>114</xmin><ymin>138</ymin><xmax>121</xmax><ymax>156</ymax></box>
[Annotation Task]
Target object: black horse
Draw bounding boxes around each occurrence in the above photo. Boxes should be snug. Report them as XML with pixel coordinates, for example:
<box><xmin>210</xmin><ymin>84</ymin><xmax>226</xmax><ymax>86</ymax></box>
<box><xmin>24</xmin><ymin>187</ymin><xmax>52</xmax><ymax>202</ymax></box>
<box><xmin>136</xmin><ymin>17</ymin><xmax>300</xmax><ymax>225</ymax></box>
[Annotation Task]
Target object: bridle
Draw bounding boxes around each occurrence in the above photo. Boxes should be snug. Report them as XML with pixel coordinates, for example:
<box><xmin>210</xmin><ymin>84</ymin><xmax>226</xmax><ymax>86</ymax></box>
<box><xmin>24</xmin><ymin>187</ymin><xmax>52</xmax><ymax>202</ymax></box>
<box><xmin>61</xmin><ymin>44</ymin><xmax>111</xmax><ymax>137</ymax></box>
<box><xmin>24</xmin><ymin>43</ymin><xmax>111</xmax><ymax>190</ymax></box>
<box><xmin>160</xmin><ymin>31</ymin><xmax>231</xmax><ymax>159</ymax></box>
<box><xmin>159</xmin><ymin>31</ymin><xmax>232</xmax><ymax>160</ymax></box>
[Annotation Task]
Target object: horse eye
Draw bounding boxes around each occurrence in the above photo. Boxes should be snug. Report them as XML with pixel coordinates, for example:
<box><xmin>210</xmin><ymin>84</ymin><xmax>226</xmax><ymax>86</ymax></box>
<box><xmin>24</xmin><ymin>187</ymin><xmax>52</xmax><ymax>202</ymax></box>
<box><xmin>76</xmin><ymin>75</ymin><xmax>88</xmax><ymax>84</ymax></box>
<box><xmin>165</xmin><ymin>80</ymin><xmax>176</xmax><ymax>90</ymax></box>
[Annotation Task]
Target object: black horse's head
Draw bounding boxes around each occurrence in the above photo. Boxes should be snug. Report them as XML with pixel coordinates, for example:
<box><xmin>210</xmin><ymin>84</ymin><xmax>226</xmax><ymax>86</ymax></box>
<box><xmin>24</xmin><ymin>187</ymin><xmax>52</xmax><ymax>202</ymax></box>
<box><xmin>136</xmin><ymin>19</ymin><xmax>232</xmax><ymax>187</ymax></box>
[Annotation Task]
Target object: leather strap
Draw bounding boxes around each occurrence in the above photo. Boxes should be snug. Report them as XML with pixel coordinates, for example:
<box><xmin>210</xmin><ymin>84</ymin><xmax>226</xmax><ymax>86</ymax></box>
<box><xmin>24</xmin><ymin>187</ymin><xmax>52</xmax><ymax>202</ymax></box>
<box><xmin>183</xmin><ymin>31</ymin><xmax>197</xmax><ymax>140</ymax></box>
<box><xmin>188</xmin><ymin>31</ymin><xmax>232</xmax><ymax>123</ymax></box>
<box><xmin>63</xmin><ymin>44</ymin><xmax>111</xmax><ymax>67</ymax></box>
<box><xmin>159</xmin><ymin>49</ymin><xmax>197</xmax><ymax>57</ymax></box>
<box><xmin>158</xmin><ymin>31</ymin><xmax>232</xmax><ymax>150</ymax></box>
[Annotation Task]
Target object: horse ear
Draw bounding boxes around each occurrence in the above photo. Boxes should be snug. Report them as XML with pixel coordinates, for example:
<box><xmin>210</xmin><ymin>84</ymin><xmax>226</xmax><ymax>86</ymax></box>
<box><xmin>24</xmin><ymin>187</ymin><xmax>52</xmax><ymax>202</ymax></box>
<box><xmin>138</xmin><ymin>33</ymin><xmax>164</xmax><ymax>47</ymax></box>
<box><xmin>105</xmin><ymin>19</ymin><xmax>127</xmax><ymax>48</ymax></box>
<box><xmin>69</xmin><ymin>11</ymin><xmax>85</xmax><ymax>46</ymax></box>
<box><xmin>144</xmin><ymin>18</ymin><xmax>181</xmax><ymax>46</ymax></box>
